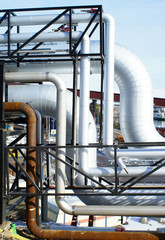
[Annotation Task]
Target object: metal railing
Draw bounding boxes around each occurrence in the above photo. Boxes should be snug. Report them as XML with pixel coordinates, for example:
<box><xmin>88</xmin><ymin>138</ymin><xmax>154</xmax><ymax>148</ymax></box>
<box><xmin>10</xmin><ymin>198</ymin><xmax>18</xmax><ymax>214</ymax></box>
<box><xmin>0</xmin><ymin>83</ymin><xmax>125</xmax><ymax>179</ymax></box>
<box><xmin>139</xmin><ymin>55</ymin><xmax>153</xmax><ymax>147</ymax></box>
<box><xmin>6</xmin><ymin>141</ymin><xmax>165</xmax><ymax>198</ymax></box>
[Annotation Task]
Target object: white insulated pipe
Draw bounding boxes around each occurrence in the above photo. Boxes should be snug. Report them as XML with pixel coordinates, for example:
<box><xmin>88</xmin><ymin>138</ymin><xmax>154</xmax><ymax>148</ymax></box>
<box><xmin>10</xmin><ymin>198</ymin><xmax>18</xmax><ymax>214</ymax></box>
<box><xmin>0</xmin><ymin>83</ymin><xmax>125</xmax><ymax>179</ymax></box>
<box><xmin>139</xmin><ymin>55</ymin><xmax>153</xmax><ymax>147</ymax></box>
<box><xmin>105</xmin><ymin>44</ymin><xmax>165</xmax><ymax>162</ymax></box>
<box><xmin>0</xmin><ymin>13</ymin><xmax>104</xmax><ymax>27</ymax></box>
<box><xmin>77</xmin><ymin>14</ymin><xmax>116</xmax><ymax>176</ymax></box>
<box><xmin>103</xmin><ymin>13</ymin><xmax>115</xmax><ymax>146</ymax></box>
<box><xmin>5</xmin><ymin>72</ymin><xmax>67</xmax><ymax>201</ymax></box>
<box><xmin>114</xmin><ymin>44</ymin><xmax>164</xmax><ymax>143</ymax></box>
<box><xmin>79</xmin><ymin>34</ymin><xmax>91</xmax><ymax>172</ymax></box>
<box><xmin>0</xmin><ymin>31</ymin><xmax>81</xmax><ymax>43</ymax></box>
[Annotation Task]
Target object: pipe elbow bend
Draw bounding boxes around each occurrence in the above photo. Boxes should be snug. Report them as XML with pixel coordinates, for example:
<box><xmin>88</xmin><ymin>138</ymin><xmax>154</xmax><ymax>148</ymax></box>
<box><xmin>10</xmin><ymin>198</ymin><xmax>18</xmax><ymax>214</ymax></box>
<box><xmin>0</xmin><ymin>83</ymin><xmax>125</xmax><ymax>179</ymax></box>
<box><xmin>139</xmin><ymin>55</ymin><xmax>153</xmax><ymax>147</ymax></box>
<box><xmin>46</xmin><ymin>72</ymin><xmax>66</xmax><ymax>92</ymax></box>
<box><xmin>104</xmin><ymin>147</ymin><xmax>114</xmax><ymax>158</ymax></box>
<box><xmin>103</xmin><ymin>13</ymin><xmax>115</xmax><ymax>26</ymax></box>
<box><xmin>56</xmin><ymin>196</ymin><xmax>75</xmax><ymax>215</ymax></box>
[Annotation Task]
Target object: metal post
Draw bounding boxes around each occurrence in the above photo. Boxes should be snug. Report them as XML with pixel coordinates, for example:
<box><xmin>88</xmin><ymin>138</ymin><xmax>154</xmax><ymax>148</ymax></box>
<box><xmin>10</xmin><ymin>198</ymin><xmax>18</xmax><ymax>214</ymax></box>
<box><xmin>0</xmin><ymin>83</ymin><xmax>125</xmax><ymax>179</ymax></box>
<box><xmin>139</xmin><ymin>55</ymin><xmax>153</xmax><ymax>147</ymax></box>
<box><xmin>0</xmin><ymin>61</ymin><xmax>7</xmax><ymax>224</ymax></box>
<box><xmin>99</xmin><ymin>60</ymin><xmax>104</xmax><ymax>143</ymax></box>
<box><xmin>69</xmin><ymin>8</ymin><xmax>72</xmax><ymax>54</ymax></box>
<box><xmin>41</xmin><ymin>118</ymin><xmax>48</xmax><ymax>221</ymax></box>
<box><xmin>7</xmin><ymin>11</ymin><xmax>11</xmax><ymax>57</ymax></box>
<box><xmin>71</xmin><ymin>57</ymin><xmax>78</xmax><ymax>186</ymax></box>
<box><xmin>114</xmin><ymin>146</ymin><xmax>119</xmax><ymax>193</ymax></box>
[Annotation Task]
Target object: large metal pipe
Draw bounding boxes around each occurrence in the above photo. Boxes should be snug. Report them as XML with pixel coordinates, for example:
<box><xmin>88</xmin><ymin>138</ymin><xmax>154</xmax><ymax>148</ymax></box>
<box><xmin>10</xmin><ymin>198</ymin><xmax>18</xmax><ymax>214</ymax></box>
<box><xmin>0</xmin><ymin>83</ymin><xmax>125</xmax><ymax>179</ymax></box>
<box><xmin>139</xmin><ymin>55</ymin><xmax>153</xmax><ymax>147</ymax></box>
<box><xmin>114</xmin><ymin>44</ymin><xmax>164</xmax><ymax>142</ymax></box>
<box><xmin>0</xmin><ymin>12</ymin><xmax>108</xmax><ymax>27</ymax></box>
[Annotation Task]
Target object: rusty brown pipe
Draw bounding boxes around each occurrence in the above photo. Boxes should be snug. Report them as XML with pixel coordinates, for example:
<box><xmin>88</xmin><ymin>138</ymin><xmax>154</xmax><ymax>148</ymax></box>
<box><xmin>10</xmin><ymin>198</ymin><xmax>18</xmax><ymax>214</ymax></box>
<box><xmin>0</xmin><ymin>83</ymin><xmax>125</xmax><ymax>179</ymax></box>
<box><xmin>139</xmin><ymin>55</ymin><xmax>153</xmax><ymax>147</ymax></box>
<box><xmin>5</xmin><ymin>102</ymin><xmax>159</xmax><ymax>240</ymax></box>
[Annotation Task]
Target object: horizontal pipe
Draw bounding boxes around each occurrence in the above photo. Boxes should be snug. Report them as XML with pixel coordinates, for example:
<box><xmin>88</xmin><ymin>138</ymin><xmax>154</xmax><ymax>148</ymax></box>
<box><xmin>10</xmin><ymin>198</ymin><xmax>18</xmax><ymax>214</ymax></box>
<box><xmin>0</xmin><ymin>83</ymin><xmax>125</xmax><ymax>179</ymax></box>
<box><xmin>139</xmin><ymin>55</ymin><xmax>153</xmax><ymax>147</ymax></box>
<box><xmin>81</xmin><ymin>166</ymin><xmax>165</xmax><ymax>177</ymax></box>
<box><xmin>0</xmin><ymin>31</ymin><xmax>81</xmax><ymax>43</ymax></box>
<box><xmin>0</xmin><ymin>13</ymin><xmax>105</xmax><ymax>27</ymax></box>
<box><xmin>56</xmin><ymin>195</ymin><xmax>165</xmax><ymax>217</ymax></box>
<box><xmin>114</xmin><ymin>148</ymin><xmax>165</xmax><ymax>159</ymax></box>
<box><xmin>73</xmin><ymin>205</ymin><xmax>165</xmax><ymax>217</ymax></box>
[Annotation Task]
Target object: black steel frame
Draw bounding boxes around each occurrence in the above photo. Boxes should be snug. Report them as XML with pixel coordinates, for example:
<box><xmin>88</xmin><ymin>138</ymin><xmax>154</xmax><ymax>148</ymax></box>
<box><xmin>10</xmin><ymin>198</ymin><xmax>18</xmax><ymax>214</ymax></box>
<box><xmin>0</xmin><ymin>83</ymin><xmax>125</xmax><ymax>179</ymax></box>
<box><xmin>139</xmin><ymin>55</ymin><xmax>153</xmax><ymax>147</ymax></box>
<box><xmin>0</xmin><ymin>5</ymin><xmax>104</xmax><ymax>143</ymax></box>
<box><xmin>0</xmin><ymin>61</ymin><xmax>7</xmax><ymax>224</ymax></box>
<box><xmin>0</xmin><ymin>5</ymin><xmax>103</xmax><ymax>61</ymax></box>
<box><xmin>6</xmin><ymin>142</ymin><xmax>165</xmax><ymax>197</ymax></box>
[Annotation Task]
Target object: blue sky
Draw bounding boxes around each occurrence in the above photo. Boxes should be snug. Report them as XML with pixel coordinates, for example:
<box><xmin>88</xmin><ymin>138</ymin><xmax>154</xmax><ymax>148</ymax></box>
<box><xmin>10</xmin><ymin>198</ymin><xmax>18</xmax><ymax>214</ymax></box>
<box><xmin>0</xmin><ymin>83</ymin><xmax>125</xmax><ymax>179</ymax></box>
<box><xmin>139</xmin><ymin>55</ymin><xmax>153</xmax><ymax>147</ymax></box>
<box><xmin>1</xmin><ymin>0</ymin><xmax>165</xmax><ymax>92</ymax></box>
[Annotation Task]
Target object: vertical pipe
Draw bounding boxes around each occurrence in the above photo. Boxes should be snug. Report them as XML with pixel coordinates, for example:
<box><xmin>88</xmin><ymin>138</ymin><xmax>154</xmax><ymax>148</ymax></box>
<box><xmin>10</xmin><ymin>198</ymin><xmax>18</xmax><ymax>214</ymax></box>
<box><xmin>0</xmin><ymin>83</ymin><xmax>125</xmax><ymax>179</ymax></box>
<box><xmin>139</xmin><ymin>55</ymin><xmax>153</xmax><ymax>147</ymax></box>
<box><xmin>79</xmin><ymin>35</ymin><xmax>90</xmax><ymax>172</ymax></box>
<box><xmin>71</xmin><ymin>57</ymin><xmax>78</xmax><ymax>186</ymax></box>
<box><xmin>33</xmin><ymin>108</ymin><xmax>43</xmax><ymax>225</ymax></box>
<box><xmin>55</xmin><ymin>73</ymin><xmax>66</xmax><ymax>204</ymax></box>
<box><xmin>103</xmin><ymin>14</ymin><xmax>115</xmax><ymax>146</ymax></box>
<box><xmin>4</xmin><ymin>102</ymin><xmax>37</xmax><ymax>234</ymax></box>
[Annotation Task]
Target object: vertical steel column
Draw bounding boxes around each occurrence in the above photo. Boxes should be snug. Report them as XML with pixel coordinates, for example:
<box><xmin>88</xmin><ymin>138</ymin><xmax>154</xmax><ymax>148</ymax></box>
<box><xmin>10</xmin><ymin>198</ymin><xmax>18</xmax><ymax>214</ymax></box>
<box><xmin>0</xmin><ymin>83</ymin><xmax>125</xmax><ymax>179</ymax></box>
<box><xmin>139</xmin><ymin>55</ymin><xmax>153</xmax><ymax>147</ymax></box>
<box><xmin>17</xmin><ymin>25</ymin><xmax>20</xmax><ymax>67</ymax></box>
<box><xmin>41</xmin><ymin>118</ymin><xmax>47</xmax><ymax>222</ymax></box>
<box><xmin>7</xmin><ymin>11</ymin><xmax>11</xmax><ymax>57</ymax></box>
<box><xmin>69</xmin><ymin>8</ymin><xmax>72</xmax><ymax>54</ymax></box>
<box><xmin>0</xmin><ymin>61</ymin><xmax>6</xmax><ymax>224</ymax></box>
<box><xmin>99</xmin><ymin>16</ymin><xmax>104</xmax><ymax>144</ymax></box>
<box><xmin>99</xmin><ymin>60</ymin><xmax>104</xmax><ymax>143</ymax></box>
<box><xmin>71</xmin><ymin>57</ymin><xmax>78</xmax><ymax>186</ymax></box>
<box><xmin>99</xmin><ymin>6</ymin><xmax>103</xmax><ymax>56</ymax></box>
<box><xmin>114</xmin><ymin>146</ymin><xmax>119</xmax><ymax>193</ymax></box>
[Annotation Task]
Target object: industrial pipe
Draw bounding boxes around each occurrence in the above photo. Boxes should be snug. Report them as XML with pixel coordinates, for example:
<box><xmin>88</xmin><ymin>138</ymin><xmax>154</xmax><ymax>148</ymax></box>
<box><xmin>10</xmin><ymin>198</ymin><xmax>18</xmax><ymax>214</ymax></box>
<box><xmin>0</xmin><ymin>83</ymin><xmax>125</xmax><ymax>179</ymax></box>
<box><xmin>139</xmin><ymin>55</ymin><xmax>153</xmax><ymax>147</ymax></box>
<box><xmin>0</xmin><ymin>12</ymin><xmax>111</xmax><ymax>27</ymax></box>
<box><xmin>0</xmin><ymin>31</ymin><xmax>81</xmax><ymax>43</ymax></box>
